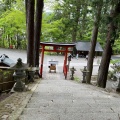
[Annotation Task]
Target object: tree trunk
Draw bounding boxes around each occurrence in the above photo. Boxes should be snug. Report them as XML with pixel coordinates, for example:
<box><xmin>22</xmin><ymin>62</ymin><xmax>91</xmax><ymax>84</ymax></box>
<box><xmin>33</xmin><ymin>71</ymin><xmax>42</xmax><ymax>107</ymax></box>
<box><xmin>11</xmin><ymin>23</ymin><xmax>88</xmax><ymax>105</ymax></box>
<box><xmin>72</xmin><ymin>30</ymin><xmax>77</xmax><ymax>42</ymax></box>
<box><xmin>72</xmin><ymin>2</ymin><xmax>80</xmax><ymax>42</ymax></box>
<box><xmin>97</xmin><ymin>2</ymin><xmax>120</xmax><ymax>88</ymax></box>
<box><xmin>80</xmin><ymin>3</ymin><xmax>87</xmax><ymax>39</ymax></box>
<box><xmin>86</xmin><ymin>2</ymin><xmax>103</xmax><ymax>84</ymax></box>
<box><xmin>97</xmin><ymin>38</ymin><xmax>112</xmax><ymax>88</ymax></box>
<box><xmin>34</xmin><ymin>0</ymin><xmax>44</xmax><ymax>67</ymax></box>
<box><xmin>8</xmin><ymin>34</ymin><xmax>10</xmax><ymax>48</ymax></box>
<box><xmin>27</xmin><ymin>0</ymin><xmax>35</xmax><ymax>66</ymax></box>
<box><xmin>16</xmin><ymin>32</ymin><xmax>19</xmax><ymax>49</ymax></box>
<box><xmin>2</xmin><ymin>27</ymin><xmax>5</xmax><ymax>47</ymax></box>
<box><xmin>25</xmin><ymin>0</ymin><xmax>28</xmax><ymax>24</ymax></box>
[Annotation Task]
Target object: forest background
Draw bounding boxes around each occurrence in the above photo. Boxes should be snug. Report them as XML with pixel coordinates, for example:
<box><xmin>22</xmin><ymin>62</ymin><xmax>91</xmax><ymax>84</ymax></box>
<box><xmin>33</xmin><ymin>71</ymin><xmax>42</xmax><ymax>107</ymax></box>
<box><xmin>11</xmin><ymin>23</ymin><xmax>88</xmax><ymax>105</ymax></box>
<box><xmin>0</xmin><ymin>0</ymin><xmax>120</xmax><ymax>54</ymax></box>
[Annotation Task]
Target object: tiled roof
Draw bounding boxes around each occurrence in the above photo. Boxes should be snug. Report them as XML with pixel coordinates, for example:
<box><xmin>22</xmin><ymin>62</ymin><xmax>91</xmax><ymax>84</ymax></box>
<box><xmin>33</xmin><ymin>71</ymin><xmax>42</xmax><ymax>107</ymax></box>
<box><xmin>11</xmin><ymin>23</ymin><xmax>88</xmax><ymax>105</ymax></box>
<box><xmin>76</xmin><ymin>41</ymin><xmax>103</xmax><ymax>52</ymax></box>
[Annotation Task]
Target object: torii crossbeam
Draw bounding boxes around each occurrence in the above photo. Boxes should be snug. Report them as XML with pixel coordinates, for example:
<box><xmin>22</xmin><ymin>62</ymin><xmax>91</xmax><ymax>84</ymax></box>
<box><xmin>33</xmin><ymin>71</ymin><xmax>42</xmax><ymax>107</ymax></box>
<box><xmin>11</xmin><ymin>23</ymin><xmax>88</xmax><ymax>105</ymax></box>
<box><xmin>39</xmin><ymin>42</ymin><xmax>75</xmax><ymax>79</ymax></box>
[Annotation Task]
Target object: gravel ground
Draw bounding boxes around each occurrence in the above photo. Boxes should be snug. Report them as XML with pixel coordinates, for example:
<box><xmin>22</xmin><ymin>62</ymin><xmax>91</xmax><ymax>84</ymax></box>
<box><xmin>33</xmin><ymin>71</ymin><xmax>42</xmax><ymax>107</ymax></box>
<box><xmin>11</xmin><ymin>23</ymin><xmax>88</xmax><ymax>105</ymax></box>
<box><xmin>0</xmin><ymin>93</ymin><xmax>12</xmax><ymax>102</ymax></box>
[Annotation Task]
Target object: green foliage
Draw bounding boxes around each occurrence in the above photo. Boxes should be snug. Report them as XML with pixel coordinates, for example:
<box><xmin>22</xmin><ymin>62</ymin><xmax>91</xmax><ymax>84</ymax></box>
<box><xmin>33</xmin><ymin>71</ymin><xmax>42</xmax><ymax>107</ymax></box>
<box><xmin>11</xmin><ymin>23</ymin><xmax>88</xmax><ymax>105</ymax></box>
<box><xmin>74</xmin><ymin>77</ymin><xmax>80</xmax><ymax>82</ymax></box>
<box><xmin>3</xmin><ymin>71</ymin><xmax>9</xmax><ymax>76</ymax></box>
<box><xmin>108</xmin><ymin>57</ymin><xmax>120</xmax><ymax>80</ymax></box>
<box><xmin>42</xmin><ymin>12</ymin><xmax>67</xmax><ymax>42</ymax></box>
<box><xmin>0</xmin><ymin>8</ymin><xmax>26</xmax><ymax>48</ymax></box>
<box><xmin>20</xmin><ymin>40</ymin><xmax>27</xmax><ymax>49</ymax></box>
<box><xmin>112</xmin><ymin>40</ymin><xmax>120</xmax><ymax>54</ymax></box>
<box><xmin>0</xmin><ymin>0</ymin><xmax>120</xmax><ymax>51</ymax></box>
<box><xmin>110</xmin><ymin>59</ymin><xmax>120</xmax><ymax>65</ymax></box>
<box><xmin>0</xmin><ymin>0</ymin><xmax>26</xmax><ymax>49</ymax></box>
<box><xmin>0</xmin><ymin>9</ymin><xmax>26</xmax><ymax>32</ymax></box>
<box><xmin>108</xmin><ymin>70</ymin><xmax>115</xmax><ymax>80</ymax></box>
<box><xmin>12</xmin><ymin>0</ymin><xmax>25</xmax><ymax>12</ymax></box>
<box><xmin>108</xmin><ymin>59</ymin><xmax>120</xmax><ymax>80</ymax></box>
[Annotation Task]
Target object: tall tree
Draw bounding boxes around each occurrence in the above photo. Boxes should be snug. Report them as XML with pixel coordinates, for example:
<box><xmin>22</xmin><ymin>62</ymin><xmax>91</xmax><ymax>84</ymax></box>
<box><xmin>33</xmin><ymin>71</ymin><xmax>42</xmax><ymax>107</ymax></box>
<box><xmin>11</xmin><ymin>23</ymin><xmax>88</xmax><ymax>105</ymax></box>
<box><xmin>71</xmin><ymin>0</ymin><xmax>81</xmax><ymax>42</ymax></box>
<box><xmin>34</xmin><ymin>0</ymin><xmax>44</xmax><ymax>67</ymax></box>
<box><xmin>53</xmin><ymin>0</ymin><xmax>91</xmax><ymax>42</ymax></box>
<box><xmin>27</xmin><ymin>0</ymin><xmax>35</xmax><ymax>66</ymax></box>
<box><xmin>97</xmin><ymin>1</ymin><xmax>120</xmax><ymax>88</ymax></box>
<box><xmin>0</xmin><ymin>9</ymin><xmax>26</xmax><ymax>48</ymax></box>
<box><xmin>86</xmin><ymin>0</ymin><xmax>103</xmax><ymax>83</ymax></box>
<box><xmin>2</xmin><ymin>0</ymin><xmax>16</xmax><ymax>11</ymax></box>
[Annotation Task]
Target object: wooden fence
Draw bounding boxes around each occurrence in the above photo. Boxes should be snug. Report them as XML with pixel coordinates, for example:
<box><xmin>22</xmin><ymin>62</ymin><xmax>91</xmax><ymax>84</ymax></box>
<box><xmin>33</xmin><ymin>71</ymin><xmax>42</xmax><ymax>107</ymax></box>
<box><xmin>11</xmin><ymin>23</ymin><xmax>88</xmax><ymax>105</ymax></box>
<box><xmin>0</xmin><ymin>70</ymin><xmax>15</xmax><ymax>93</ymax></box>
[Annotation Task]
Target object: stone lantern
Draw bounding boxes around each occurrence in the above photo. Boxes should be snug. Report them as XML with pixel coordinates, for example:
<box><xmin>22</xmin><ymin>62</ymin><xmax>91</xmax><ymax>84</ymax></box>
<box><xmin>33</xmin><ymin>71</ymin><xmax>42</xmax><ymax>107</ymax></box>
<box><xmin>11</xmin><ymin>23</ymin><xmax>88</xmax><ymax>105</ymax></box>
<box><xmin>10</xmin><ymin>58</ymin><xmax>28</xmax><ymax>92</ymax></box>
<box><xmin>81</xmin><ymin>66</ymin><xmax>89</xmax><ymax>83</ymax></box>
<box><xmin>70</xmin><ymin>66</ymin><xmax>76</xmax><ymax>80</ymax></box>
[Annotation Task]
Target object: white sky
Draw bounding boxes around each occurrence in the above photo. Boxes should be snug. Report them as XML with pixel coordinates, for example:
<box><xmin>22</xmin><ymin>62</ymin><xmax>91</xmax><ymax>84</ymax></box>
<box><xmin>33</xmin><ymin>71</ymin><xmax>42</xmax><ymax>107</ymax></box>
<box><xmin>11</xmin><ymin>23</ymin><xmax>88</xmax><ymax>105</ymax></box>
<box><xmin>44</xmin><ymin>0</ymin><xmax>55</xmax><ymax>12</ymax></box>
<box><xmin>44</xmin><ymin>0</ymin><xmax>63</xmax><ymax>12</ymax></box>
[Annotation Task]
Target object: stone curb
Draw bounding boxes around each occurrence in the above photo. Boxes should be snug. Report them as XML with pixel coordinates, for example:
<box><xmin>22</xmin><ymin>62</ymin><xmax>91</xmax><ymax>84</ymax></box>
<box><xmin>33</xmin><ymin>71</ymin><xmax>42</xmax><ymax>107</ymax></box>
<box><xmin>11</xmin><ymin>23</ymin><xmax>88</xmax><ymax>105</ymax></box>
<box><xmin>9</xmin><ymin>80</ymin><xmax>40</xmax><ymax>120</ymax></box>
<box><xmin>0</xmin><ymin>79</ymin><xmax>40</xmax><ymax>120</ymax></box>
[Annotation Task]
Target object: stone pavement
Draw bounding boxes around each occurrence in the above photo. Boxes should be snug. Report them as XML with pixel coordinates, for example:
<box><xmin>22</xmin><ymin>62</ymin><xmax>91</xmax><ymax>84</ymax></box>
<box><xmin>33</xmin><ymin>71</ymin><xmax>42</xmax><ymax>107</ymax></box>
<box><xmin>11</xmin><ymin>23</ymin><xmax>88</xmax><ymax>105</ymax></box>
<box><xmin>18</xmin><ymin>65</ymin><xmax>120</xmax><ymax>120</ymax></box>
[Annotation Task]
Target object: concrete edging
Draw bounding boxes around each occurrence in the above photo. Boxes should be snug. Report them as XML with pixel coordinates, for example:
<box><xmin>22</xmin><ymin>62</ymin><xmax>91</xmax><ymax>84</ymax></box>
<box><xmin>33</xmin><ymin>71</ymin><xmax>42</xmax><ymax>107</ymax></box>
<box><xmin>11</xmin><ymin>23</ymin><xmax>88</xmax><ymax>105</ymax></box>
<box><xmin>7</xmin><ymin>80</ymin><xmax>40</xmax><ymax>120</ymax></box>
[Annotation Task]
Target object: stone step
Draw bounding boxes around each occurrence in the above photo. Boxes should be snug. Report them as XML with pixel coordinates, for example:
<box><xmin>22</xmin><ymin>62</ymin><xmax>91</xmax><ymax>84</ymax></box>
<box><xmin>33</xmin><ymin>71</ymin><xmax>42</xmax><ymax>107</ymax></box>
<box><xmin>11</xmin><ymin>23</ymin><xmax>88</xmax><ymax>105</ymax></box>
<box><xmin>22</xmin><ymin>106</ymin><xmax>114</xmax><ymax>115</ymax></box>
<box><xmin>19</xmin><ymin>78</ymin><xmax>120</xmax><ymax>120</ymax></box>
<box><xmin>19</xmin><ymin>113</ymin><xmax>118</xmax><ymax>120</ymax></box>
<box><xmin>19</xmin><ymin>113</ymin><xmax>60</xmax><ymax>120</ymax></box>
<box><xmin>28</xmin><ymin>98</ymin><xmax>98</xmax><ymax>105</ymax></box>
<box><xmin>26</xmin><ymin>102</ymin><xmax>118</xmax><ymax>109</ymax></box>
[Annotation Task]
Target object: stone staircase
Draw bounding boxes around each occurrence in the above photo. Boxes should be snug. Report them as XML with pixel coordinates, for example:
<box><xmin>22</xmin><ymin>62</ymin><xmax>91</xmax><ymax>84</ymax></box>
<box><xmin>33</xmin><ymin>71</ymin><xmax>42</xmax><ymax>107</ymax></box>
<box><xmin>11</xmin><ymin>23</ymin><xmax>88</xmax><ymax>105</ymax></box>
<box><xmin>18</xmin><ymin>66</ymin><xmax>120</xmax><ymax>120</ymax></box>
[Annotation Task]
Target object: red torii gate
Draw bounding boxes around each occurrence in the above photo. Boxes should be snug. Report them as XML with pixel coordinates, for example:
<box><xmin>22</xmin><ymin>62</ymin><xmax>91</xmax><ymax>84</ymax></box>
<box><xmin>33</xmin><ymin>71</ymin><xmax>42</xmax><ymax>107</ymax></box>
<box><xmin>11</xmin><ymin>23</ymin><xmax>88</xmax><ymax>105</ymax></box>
<box><xmin>39</xmin><ymin>42</ymin><xmax>75</xmax><ymax>79</ymax></box>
